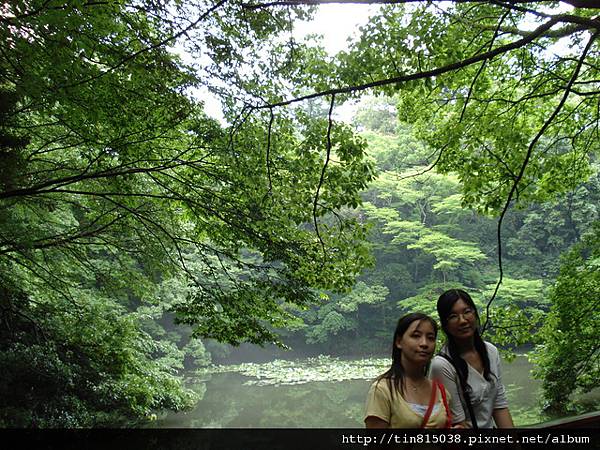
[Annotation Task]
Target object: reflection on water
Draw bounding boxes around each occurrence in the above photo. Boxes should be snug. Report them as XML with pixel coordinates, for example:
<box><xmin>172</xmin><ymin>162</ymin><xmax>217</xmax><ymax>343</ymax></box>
<box><xmin>158</xmin><ymin>373</ymin><xmax>369</xmax><ymax>427</ymax></box>
<box><xmin>156</xmin><ymin>355</ymin><xmax>585</xmax><ymax>428</ymax></box>
<box><xmin>501</xmin><ymin>355</ymin><xmax>544</xmax><ymax>425</ymax></box>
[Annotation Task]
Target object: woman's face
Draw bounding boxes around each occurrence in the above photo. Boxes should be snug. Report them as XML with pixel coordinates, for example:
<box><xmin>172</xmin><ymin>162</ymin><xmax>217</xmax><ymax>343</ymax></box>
<box><xmin>445</xmin><ymin>298</ymin><xmax>477</xmax><ymax>339</ymax></box>
<box><xmin>396</xmin><ymin>319</ymin><xmax>436</xmax><ymax>366</ymax></box>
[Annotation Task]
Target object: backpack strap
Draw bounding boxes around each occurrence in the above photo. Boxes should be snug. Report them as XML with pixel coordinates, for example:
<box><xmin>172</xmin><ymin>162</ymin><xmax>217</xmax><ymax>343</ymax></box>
<box><xmin>436</xmin><ymin>380</ymin><xmax>452</xmax><ymax>428</ymax></box>
<box><xmin>420</xmin><ymin>380</ymin><xmax>438</xmax><ymax>428</ymax></box>
<box><xmin>438</xmin><ymin>353</ymin><xmax>478</xmax><ymax>429</ymax></box>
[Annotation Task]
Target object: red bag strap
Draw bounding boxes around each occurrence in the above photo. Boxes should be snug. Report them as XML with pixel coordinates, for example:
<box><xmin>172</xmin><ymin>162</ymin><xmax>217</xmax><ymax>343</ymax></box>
<box><xmin>436</xmin><ymin>379</ymin><xmax>453</xmax><ymax>428</ymax></box>
<box><xmin>420</xmin><ymin>380</ymin><xmax>438</xmax><ymax>428</ymax></box>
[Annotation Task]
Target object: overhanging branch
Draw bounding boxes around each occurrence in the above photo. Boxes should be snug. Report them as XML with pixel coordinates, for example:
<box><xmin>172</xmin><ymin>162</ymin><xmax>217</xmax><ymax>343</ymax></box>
<box><xmin>256</xmin><ymin>14</ymin><xmax>594</xmax><ymax>109</ymax></box>
<box><xmin>313</xmin><ymin>94</ymin><xmax>336</xmax><ymax>259</ymax></box>
<box><xmin>242</xmin><ymin>0</ymin><xmax>600</xmax><ymax>11</ymax></box>
<box><xmin>481</xmin><ymin>29</ymin><xmax>598</xmax><ymax>333</ymax></box>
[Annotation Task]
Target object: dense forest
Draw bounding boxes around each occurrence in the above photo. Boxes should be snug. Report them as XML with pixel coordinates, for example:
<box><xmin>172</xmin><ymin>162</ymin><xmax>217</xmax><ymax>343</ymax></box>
<box><xmin>1</xmin><ymin>0</ymin><xmax>599</xmax><ymax>427</ymax></box>
<box><xmin>276</xmin><ymin>97</ymin><xmax>600</xmax><ymax>411</ymax></box>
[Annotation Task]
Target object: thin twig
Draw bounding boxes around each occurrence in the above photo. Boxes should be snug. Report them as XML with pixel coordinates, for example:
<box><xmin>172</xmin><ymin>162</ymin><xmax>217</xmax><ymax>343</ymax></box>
<box><xmin>459</xmin><ymin>7</ymin><xmax>511</xmax><ymax>122</ymax></box>
<box><xmin>266</xmin><ymin>108</ymin><xmax>275</xmax><ymax>196</ymax></box>
<box><xmin>313</xmin><ymin>95</ymin><xmax>335</xmax><ymax>260</ymax></box>
<box><xmin>481</xmin><ymin>30</ymin><xmax>599</xmax><ymax>333</ymax></box>
<box><xmin>256</xmin><ymin>15</ymin><xmax>576</xmax><ymax>110</ymax></box>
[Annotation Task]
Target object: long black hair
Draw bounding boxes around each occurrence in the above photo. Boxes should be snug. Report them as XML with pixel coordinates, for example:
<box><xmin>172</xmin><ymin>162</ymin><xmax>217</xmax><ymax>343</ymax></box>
<box><xmin>437</xmin><ymin>289</ymin><xmax>493</xmax><ymax>384</ymax></box>
<box><xmin>377</xmin><ymin>312</ymin><xmax>438</xmax><ymax>398</ymax></box>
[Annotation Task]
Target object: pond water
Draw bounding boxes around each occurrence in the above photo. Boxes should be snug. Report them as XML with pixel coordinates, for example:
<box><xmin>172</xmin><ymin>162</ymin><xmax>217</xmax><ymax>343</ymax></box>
<box><xmin>155</xmin><ymin>355</ymin><xmax>572</xmax><ymax>428</ymax></box>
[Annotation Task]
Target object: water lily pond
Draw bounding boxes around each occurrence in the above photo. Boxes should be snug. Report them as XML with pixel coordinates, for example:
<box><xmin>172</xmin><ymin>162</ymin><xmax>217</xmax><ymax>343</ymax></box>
<box><xmin>201</xmin><ymin>355</ymin><xmax>390</xmax><ymax>386</ymax></box>
<box><xmin>156</xmin><ymin>354</ymin><xmax>561</xmax><ymax>427</ymax></box>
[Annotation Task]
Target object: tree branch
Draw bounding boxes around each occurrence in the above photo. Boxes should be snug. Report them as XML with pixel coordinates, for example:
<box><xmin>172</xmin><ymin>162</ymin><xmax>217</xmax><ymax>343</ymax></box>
<box><xmin>256</xmin><ymin>14</ymin><xmax>591</xmax><ymax>110</ymax></box>
<box><xmin>242</xmin><ymin>0</ymin><xmax>600</xmax><ymax>10</ymax></box>
<box><xmin>266</xmin><ymin>108</ymin><xmax>275</xmax><ymax>197</ymax></box>
<box><xmin>313</xmin><ymin>94</ymin><xmax>336</xmax><ymax>259</ymax></box>
<box><xmin>460</xmin><ymin>7</ymin><xmax>511</xmax><ymax>122</ymax></box>
<box><xmin>57</xmin><ymin>0</ymin><xmax>228</xmax><ymax>89</ymax></box>
<box><xmin>481</xmin><ymin>29</ymin><xmax>598</xmax><ymax>333</ymax></box>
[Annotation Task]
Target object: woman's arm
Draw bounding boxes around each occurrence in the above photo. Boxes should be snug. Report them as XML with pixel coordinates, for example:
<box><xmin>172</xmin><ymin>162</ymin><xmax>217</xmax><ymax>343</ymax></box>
<box><xmin>431</xmin><ymin>357</ymin><xmax>467</xmax><ymax>425</ymax></box>
<box><xmin>492</xmin><ymin>408</ymin><xmax>514</xmax><ymax>428</ymax></box>
<box><xmin>364</xmin><ymin>380</ymin><xmax>392</xmax><ymax>428</ymax></box>
<box><xmin>365</xmin><ymin>416</ymin><xmax>390</xmax><ymax>428</ymax></box>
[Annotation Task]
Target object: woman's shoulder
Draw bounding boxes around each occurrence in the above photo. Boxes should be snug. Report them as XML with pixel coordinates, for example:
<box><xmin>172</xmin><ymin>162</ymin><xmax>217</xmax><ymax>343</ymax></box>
<box><xmin>436</xmin><ymin>381</ymin><xmax>452</xmax><ymax>400</ymax></box>
<box><xmin>432</xmin><ymin>353</ymin><xmax>452</xmax><ymax>364</ymax></box>
<box><xmin>368</xmin><ymin>376</ymin><xmax>405</xmax><ymax>403</ymax></box>
<box><xmin>483</xmin><ymin>341</ymin><xmax>500</xmax><ymax>356</ymax></box>
<box><xmin>369</xmin><ymin>376</ymin><xmax>393</xmax><ymax>392</ymax></box>
<box><xmin>432</xmin><ymin>346</ymin><xmax>454</xmax><ymax>367</ymax></box>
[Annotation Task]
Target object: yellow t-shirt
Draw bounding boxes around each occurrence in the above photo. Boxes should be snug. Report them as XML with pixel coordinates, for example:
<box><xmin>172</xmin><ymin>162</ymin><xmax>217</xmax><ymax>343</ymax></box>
<box><xmin>364</xmin><ymin>378</ymin><xmax>450</xmax><ymax>428</ymax></box>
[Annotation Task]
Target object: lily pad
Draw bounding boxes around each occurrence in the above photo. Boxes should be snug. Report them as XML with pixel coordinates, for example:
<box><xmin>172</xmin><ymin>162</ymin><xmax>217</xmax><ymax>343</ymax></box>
<box><xmin>196</xmin><ymin>355</ymin><xmax>390</xmax><ymax>386</ymax></box>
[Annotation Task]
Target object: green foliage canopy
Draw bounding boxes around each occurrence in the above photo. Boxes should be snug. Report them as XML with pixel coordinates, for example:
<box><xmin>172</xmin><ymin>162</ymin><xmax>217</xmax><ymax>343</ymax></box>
<box><xmin>531</xmin><ymin>223</ymin><xmax>600</xmax><ymax>411</ymax></box>
<box><xmin>0</xmin><ymin>0</ymin><xmax>375</xmax><ymax>426</ymax></box>
<box><xmin>4</xmin><ymin>0</ymin><xmax>600</xmax><ymax>424</ymax></box>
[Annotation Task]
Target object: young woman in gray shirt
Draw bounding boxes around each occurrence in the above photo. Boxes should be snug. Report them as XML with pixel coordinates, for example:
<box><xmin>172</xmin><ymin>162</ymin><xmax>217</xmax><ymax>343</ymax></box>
<box><xmin>430</xmin><ymin>289</ymin><xmax>514</xmax><ymax>428</ymax></box>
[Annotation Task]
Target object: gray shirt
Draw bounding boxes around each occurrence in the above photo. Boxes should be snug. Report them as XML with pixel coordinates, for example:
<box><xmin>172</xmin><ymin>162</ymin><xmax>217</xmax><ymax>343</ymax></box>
<box><xmin>430</xmin><ymin>342</ymin><xmax>509</xmax><ymax>428</ymax></box>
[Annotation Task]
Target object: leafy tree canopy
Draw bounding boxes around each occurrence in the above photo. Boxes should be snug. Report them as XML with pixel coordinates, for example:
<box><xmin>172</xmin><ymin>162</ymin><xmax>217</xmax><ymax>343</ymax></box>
<box><xmin>4</xmin><ymin>0</ymin><xmax>600</xmax><ymax>424</ymax></box>
<box><xmin>244</xmin><ymin>0</ymin><xmax>600</xmax><ymax>303</ymax></box>
<box><xmin>1</xmin><ymin>0</ymin><xmax>374</xmax><ymax>346</ymax></box>
<box><xmin>531</xmin><ymin>222</ymin><xmax>600</xmax><ymax>412</ymax></box>
<box><xmin>1</xmin><ymin>0</ymin><xmax>375</xmax><ymax>426</ymax></box>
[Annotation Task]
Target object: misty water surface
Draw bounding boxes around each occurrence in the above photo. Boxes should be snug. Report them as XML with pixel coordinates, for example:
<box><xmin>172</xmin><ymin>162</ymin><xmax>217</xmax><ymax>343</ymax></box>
<box><xmin>157</xmin><ymin>355</ymin><xmax>561</xmax><ymax>428</ymax></box>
